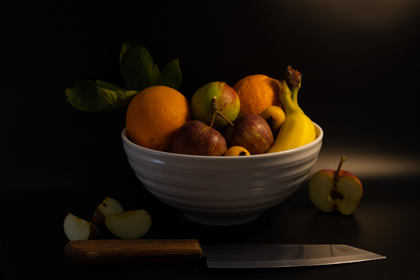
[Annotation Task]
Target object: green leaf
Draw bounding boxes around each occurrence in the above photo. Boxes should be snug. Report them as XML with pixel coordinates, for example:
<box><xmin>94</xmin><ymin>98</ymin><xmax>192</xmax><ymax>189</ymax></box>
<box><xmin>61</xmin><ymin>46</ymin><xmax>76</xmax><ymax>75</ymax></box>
<box><xmin>65</xmin><ymin>80</ymin><xmax>117</xmax><ymax>112</ymax></box>
<box><xmin>66</xmin><ymin>42</ymin><xmax>182</xmax><ymax>112</ymax></box>
<box><xmin>119</xmin><ymin>41</ymin><xmax>130</xmax><ymax>67</ymax></box>
<box><xmin>159</xmin><ymin>59</ymin><xmax>182</xmax><ymax>90</ymax></box>
<box><xmin>120</xmin><ymin>42</ymin><xmax>182</xmax><ymax>91</ymax></box>
<box><xmin>96</xmin><ymin>80</ymin><xmax>138</xmax><ymax>108</ymax></box>
<box><xmin>65</xmin><ymin>80</ymin><xmax>138</xmax><ymax>112</ymax></box>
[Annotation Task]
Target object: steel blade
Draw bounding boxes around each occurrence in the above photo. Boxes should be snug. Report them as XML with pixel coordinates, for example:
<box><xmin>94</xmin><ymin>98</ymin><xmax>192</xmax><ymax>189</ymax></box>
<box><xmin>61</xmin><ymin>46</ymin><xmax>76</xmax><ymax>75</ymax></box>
<box><xmin>201</xmin><ymin>244</ymin><xmax>385</xmax><ymax>268</ymax></box>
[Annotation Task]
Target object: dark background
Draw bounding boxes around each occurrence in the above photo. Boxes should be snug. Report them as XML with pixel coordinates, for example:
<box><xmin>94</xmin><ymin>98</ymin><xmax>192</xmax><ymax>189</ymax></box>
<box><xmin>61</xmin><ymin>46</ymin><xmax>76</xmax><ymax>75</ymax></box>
<box><xmin>1</xmin><ymin>0</ymin><xmax>419</xmax><ymax>279</ymax></box>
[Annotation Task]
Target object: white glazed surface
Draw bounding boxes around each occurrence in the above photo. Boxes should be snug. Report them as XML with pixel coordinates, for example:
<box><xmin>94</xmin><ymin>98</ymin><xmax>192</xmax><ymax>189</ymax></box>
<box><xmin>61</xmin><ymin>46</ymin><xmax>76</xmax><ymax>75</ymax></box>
<box><xmin>122</xmin><ymin>123</ymin><xmax>323</xmax><ymax>226</ymax></box>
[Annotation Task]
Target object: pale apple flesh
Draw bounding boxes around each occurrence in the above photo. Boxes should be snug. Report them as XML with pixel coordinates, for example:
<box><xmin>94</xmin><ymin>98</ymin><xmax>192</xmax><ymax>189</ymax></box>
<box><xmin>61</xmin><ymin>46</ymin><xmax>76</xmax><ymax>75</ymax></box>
<box><xmin>309</xmin><ymin>169</ymin><xmax>363</xmax><ymax>215</ymax></box>
<box><xmin>105</xmin><ymin>210</ymin><xmax>152</xmax><ymax>239</ymax></box>
<box><xmin>335</xmin><ymin>174</ymin><xmax>363</xmax><ymax>215</ymax></box>
<box><xmin>91</xmin><ymin>196</ymin><xmax>124</xmax><ymax>227</ymax></box>
<box><xmin>308</xmin><ymin>171</ymin><xmax>336</xmax><ymax>213</ymax></box>
<box><xmin>64</xmin><ymin>213</ymin><xmax>101</xmax><ymax>241</ymax></box>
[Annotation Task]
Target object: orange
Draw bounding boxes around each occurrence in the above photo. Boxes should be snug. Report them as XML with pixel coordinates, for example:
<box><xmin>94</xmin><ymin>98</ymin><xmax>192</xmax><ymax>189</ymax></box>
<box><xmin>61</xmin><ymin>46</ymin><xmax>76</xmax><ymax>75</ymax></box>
<box><xmin>126</xmin><ymin>86</ymin><xmax>191</xmax><ymax>151</ymax></box>
<box><xmin>233</xmin><ymin>74</ymin><xmax>281</xmax><ymax>115</ymax></box>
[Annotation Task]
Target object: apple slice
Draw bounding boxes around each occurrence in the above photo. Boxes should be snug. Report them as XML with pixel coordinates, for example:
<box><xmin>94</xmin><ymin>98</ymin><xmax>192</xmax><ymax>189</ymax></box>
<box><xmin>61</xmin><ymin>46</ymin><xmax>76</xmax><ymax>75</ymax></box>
<box><xmin>91</xmin><ymin>196</ymin><xmax>124</xmax><ymax>227</ymax></box>
<box><xmin>309</xmin><ymin>156</ymin><xmax>363</xmax><ymax>215</ymax></box>
<box><xmin>63</xmin><ymin>213</ymin><xmax>100</xmax><ymax>241</ymax></box>
<box><xmin>105</xmin><ymin>210</ymin><xmax>152</xmax><ymax>239</ymax></box>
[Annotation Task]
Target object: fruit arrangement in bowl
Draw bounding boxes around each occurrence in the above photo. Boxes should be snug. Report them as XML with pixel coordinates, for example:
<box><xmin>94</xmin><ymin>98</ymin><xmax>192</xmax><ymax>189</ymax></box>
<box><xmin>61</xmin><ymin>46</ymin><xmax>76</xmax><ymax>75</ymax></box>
<box><xmin>65</xmin><ymin>43</ymin><xmax>367</xmax><ymax>231</ymax></box>
<box><xmin>125</xmin><ymin>66</ymin><xmax>316</xmax><ymax>156</ymax></box>
<box><xmin>121</xmin><ymin>65</ymin><xmax>324</xmax><ymax>225</ymax></box>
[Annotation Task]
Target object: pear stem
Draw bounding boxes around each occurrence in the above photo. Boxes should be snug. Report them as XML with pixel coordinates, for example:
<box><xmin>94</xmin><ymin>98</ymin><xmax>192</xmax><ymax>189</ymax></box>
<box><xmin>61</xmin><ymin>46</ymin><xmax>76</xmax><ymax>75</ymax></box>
<box><xmin>334</xmin><ymin>156</ymin><xmax>346</xmax><ymax>181</ymax></box>
<box><xmin>210</xmin><ymin>113</ymin><xmax>216</xmax><ymax>128</ymax></box>
<box><xmin>211</xmin><ymin>96</ymin><xmax>234</xmax><ymax>128</ymax></box>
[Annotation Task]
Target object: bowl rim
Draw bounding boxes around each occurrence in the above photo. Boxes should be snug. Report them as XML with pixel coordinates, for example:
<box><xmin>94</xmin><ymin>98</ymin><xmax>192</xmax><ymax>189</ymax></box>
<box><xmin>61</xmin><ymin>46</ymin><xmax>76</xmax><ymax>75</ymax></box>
<box><xmin>122</xmin><ymin>122</ymin><xmax>323</xmax><ymax>160</ymax></box>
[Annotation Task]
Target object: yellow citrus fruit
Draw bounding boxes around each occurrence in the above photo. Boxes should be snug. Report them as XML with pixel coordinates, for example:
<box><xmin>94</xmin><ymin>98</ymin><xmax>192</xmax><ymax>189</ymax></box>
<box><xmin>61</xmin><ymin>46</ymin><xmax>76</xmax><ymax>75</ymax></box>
<box><xmin>260</xmin><ymin>105</ymin><xmax>286</xmax><ymax>131</ymax></box>
<box><xmin>224</xmin><ymin>146</ymin><xmax>251</xmax><ymax>156</ymax></box>
<box><xmin>233</xmin><ymin>74</ymin><xmax>281</xmax><ymax>115</ymax></box>
<box><xmin>126</xmin><ymin>86</ymin><xmax>191</xmax><ymax>151</ymax></box>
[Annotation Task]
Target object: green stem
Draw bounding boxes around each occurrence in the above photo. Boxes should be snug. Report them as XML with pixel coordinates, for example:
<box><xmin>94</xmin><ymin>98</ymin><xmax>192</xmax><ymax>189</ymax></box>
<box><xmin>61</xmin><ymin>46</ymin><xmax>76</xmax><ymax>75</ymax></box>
<box><xmin>334</xmin><ymin>156</ymin><xmax>346</xmax><ymax>181</ymax></box>
<box><xmin>290</xmin><ymin>87</ymin><xmax>300</xmax><ymax>109</ymax></box>
<box><xmin>277</xmin><ymin>80</ymin><xmax>297</xmax><ymax>116</ymax></box>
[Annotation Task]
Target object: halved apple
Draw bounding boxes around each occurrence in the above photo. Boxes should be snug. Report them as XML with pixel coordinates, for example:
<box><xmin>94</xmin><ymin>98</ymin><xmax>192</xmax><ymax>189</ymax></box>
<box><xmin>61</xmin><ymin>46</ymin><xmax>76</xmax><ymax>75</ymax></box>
<box><xmin>309</xmin><ymin>156</ymin><xmax>363</xmax><ymax>215</ymax></box>
<box><xmin>63</xmin><ymin>213</ymin><xmax>100</xmax><ymax>241</ymax></box>
<box><xmin>91</xmin><ymin>196</ymin><xmax>124</xmax><ymax>227</ymax></box>
<box><xmin>104</xmin><ymin>210</ymin><xmax>152</xmax><ymax>239</ymax></box>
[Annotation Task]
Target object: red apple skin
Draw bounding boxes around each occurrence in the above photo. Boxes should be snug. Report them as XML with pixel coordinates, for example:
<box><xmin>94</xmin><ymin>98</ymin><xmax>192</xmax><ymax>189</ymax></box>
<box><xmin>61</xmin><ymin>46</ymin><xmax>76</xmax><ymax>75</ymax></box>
<box><xmin>191</xmin><ymin>82</ymin><xmax>240</xmax><ymax>131</ymax></box>
<box><xmin>222</xmin><ymin>113</ymin><xmax>274</xmax><ymax>155</ymax></box>
<box><xmin>320</xmin><ymin>169</ymin><xmax>362</xmax><ymax>186</ymax></box>
<box><xmin>170</xmin><ymin>120</ymin><xmax>227</xmax><ymax>156</ymax></box>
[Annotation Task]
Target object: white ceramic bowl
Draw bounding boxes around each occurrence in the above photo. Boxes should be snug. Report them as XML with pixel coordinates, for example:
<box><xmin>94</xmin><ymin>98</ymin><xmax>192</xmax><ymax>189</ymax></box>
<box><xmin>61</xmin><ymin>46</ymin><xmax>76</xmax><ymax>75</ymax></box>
<box><xmin>122</xmin><ymin>123</ymin><xmax>323</xmax><ymax>226</ymax></box>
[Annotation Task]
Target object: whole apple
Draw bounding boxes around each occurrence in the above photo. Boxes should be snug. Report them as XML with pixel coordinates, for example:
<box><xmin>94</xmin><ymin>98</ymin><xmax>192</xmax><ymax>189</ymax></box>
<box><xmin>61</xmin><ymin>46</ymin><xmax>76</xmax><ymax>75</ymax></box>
<box><xmin>222</xmin><ymin>113</ymin><xmax>274</xmax><ymax>155</ymax></box>
<box><xmin>170</xmin><ymin>120</ymin><xmax>227</xmax><ymax>156</ymax></box>
<box><xmin>191</xmin><ymin>81</ymin><xmax>240</xmax><ymax>131</ymax></box>
<box><xmin>309</xmin><ymin>157</ymin><xmax>363</xmax><ymax>215</ymax></box>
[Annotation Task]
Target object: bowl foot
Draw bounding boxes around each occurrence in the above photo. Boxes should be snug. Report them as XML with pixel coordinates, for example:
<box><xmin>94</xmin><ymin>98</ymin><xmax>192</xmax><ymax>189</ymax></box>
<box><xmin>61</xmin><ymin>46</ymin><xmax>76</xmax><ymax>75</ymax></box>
<box><xmin>183</xmin><ymin>212</ymin><xmax>262</xmax><ymax>226</ymax></box>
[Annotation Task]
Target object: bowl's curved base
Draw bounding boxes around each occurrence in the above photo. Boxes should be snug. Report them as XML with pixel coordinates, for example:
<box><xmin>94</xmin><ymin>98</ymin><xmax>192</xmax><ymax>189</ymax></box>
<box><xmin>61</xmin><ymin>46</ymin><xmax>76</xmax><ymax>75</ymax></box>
<box><xmin>183</xmin><ymin>212</ymin><xmax>262</xmax><ymax>226</ymax></box>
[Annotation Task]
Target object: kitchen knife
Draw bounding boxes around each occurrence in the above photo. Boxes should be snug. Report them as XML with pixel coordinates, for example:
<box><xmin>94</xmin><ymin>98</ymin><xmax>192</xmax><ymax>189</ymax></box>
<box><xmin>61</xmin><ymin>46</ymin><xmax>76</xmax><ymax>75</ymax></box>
<box><xmin>65</xmin><ymin>239</ymin><xmax>385</xmax><ymax>268</ymax></box>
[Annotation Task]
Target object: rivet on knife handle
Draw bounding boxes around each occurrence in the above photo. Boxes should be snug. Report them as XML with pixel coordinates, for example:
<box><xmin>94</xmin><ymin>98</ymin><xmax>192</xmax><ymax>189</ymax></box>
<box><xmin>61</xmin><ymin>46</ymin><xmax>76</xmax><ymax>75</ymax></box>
<box><xmin>65</xmin><ymin>239</ymin><xmax>203</xmax><ymax>265</ymax></box>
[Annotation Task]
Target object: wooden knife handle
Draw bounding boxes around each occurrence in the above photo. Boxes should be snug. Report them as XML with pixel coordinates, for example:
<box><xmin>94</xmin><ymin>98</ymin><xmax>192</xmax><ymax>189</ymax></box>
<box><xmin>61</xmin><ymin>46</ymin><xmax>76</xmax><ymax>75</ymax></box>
<box><xmin>65</xmin><ymin>239</ymin><xmax>203</xmax><ymax>265</ymax></box>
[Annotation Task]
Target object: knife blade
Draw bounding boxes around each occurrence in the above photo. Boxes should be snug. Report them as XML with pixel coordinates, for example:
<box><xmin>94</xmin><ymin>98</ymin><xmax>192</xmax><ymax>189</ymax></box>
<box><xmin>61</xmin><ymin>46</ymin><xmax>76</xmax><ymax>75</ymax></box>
<box><xmin>65</xmin><ymin>239</ymin><xmax>385</xmax><ymax>268</ymax></box>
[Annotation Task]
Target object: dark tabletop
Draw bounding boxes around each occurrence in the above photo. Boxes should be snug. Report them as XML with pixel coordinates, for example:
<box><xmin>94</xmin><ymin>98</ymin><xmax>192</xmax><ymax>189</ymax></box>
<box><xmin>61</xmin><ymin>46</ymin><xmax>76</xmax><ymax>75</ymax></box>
<box><xmin>2</xmin><ymin>1</ymin><xmax>420</xmax><ymax>279</ymax></box>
